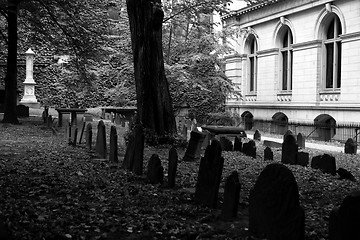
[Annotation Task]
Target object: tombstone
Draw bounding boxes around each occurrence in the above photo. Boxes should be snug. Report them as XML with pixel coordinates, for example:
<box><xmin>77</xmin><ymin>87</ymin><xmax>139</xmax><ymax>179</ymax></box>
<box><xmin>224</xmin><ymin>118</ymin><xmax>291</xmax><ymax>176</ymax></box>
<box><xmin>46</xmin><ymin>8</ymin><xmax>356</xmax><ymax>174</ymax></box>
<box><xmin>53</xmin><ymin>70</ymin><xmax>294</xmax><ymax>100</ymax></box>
<box><xmin>85</xmin><ymin>123</ymin><xmax>93</xmax><ymax>150</ymax></box>
<box><xmin>311</xmin><ymin>154</ymin><xmax>336</xmax><ymax>175</ymax></box>
<box><xmin>122</xmin><ymin>124</ymin><xmax>144</xmax><ymax>175</ymax></box>
<box><xmin>194</xmin><ymin>139</ymin><xmax>224</xmax><ymax>208</ymax></box>
<box><xmin>243</xmin><ymin>140</ymin><xmax>256</xmax><ymax>158</ymax></box>
<box><xmin>168</xmin><ymin>147</ymin><xmax>178</xmax><ymax>188</ymax></box>
<box><xmin>297</xmin><ymin>133</ymin><xmax>305</xmax><ymax>149</ymax></box>
<box><xmin>17</xmin><ymin>104</ymin><xmax>29</xmax><ymax>117</ymax></box>
<box><xmin>344</xmin><ymin>138</ymin><xmax>357</xmax><ymax>154</ymax></box>
<box><xmin>253</xmin><ymin>129</ymin><xmax>261</xmax><ymax>141</ymax></box>
<box><xmin>95</xmin><ymin>120</ymin><xmax>107</xmax><ymax>159</ymax></box>
<box><xmin>296</xmin><ymin>152</ymin><xmax>309</xmax><ymax>167</ymax></box>
<box><xmin>109</xmin><ymin>126</ymin><xmax>118</xmax><ymax>163</ymax></box>
<box><xmin>283</xmin><ymin>129</ymin><xmax>294</xmax><ymax>142</ymax></box>
<box><xmin>220</xmin><ymin>136</ymin><xmax>233</xmax><ymax>151</ymax></box>
<box><xmin>221</xmin><ymin>171</ymin><xmax>241</xmax><ymax>220</ymax></box>
<box><xmin>233</xmin><ymin>136</ymin><xmax>242</xmax><ymax>152</ymax></box>
<box><xmin>182</xmin><ymin>131</ymin><xmax>207</xmax><ymax>162</ymax></box>
<box><xmin>336</xmin><ymin>168</ymin><xmax>356</xmax><ymax>182</ymax></box>
<box><xmin>147</xmin><ymin>154</ymin><xmax>164</xmax><ymax>184</ymax></box>
<box><xmin>201</xmin><ymin>131</ymin><xmax>214</xmax><ymax>150</ymax></box>
<box><xmin>281</xmin><ymin>134</ymin><xmax>298</xmax><ymax>164</ymax></box>
<box><xmin>264</xmin><ymin>147</ymin><xmax>273</xmax><ymax>161</ymax></box>
<box><xmin>329</xmin><ymin>191</ymin><xmax>360</xmax><ymax>240</ymax></box>
<box><xmin>249</xmin><ymin>163</ymin><xmax>305</xmax><ymax>240</ymax></box>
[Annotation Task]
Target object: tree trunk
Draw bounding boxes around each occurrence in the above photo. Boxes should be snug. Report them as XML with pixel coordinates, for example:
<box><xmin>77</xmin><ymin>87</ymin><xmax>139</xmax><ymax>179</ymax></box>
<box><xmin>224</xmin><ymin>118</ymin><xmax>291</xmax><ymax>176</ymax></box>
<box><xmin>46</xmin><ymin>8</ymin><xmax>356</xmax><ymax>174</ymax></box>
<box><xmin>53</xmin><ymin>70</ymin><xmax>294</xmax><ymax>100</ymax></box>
<box><xmin>126</xmin><ymin>0</ymin><xmax>176</xmax><ymax>136</ymax></box>
<box><xmin>2</xmin><ymin>0</ymin><xmax>19</xmax><ymax>124</ymax></box>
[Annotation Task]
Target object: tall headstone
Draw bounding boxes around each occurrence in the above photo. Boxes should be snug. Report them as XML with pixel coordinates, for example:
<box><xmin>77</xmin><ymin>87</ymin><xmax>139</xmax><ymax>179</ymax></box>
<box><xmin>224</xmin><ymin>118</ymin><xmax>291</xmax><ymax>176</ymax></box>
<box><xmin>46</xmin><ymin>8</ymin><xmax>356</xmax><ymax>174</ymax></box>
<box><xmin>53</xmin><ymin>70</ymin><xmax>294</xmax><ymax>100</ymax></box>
<box><xmin>233</xmin><ymin>136</ymin><xmax>242</xmax><ymax>152</ymax></box>
<box><xmin>329</xmin><ymin>191</ymin><xmax>360</xmax><ymax>240</ymax></box>
<box><xmin>182</xmin><ymin>131</ymin><xmax>206</xmax><ymax>162</ymax></box>
<box><xmin>264</xmin><ymin>147</ymin><xmax>273</xmax><ymax>161</ymax></box>
<box><xmin>281</xmin><ymin>134</ymin><xmax>298</xmax><ymax>164</ymax></box>
<box><xmin>168</xmin><ymin>147</ymin><xmax>178</xmax><ymax>188</ymax></box>
<box><xmin>221</xmin><ymin>171</ymin><xmax>241</xmax><ymax>220</ymax></box>
<box><xmin>311</xmin><ymin>154</ymin><xmax>336</xmax><ymax>175</ymax></box>
<box><xmin>109</xmin><ymin>126</ymin><xmax>118</xmax><ymax>163</ymax></box>
<box><xmin>344</xmin><ymin>138</ymin><xmax>357</xmax><ymax>154</ymax></box>
<box><xmin>253</xmin><ymin>129</ymin><xmax>261</xmax><ymax>141</ymax></box>
<box><xmin>122</xmin><ymin>124</ymin><xmax>144</xmax><ymax>175</ymax></box>
<box><xmin>95</xmin><ymin>120</ymin><xmax>107</xmax><ymax>159</ymax></box>
<box><xmin>147</xmin><ymin>154</ymin><xmax>164</xmax><ymax>184</ymax></box>
<box><xmin>297</xmin><ymin>133</ymin><xmax>305</xmax><ymax>149</ymax></box>
<box><xmin>249</xmin><ymin>163</ymin><xmax>305</xmax><ymax>240</ymax></box>
<box><xmin>85</xmin><ymin>123</ymin><xmax>93</xmax><ymax>150</ymax></box>
<box><xmin>220</xmin><ymin>136</ymin><xmax>233</xmax><ymax>151</ymax></box>
<box><xmin>194</xmin><ymin>139</ymin><xmax>224</xmax><ymax>208</ymax></box>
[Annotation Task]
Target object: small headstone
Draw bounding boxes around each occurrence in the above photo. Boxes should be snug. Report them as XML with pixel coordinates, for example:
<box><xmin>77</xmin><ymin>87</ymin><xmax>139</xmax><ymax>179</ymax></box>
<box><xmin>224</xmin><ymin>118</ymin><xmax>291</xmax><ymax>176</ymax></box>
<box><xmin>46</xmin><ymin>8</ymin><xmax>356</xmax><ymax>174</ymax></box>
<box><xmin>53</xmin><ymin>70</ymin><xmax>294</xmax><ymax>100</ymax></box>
<box><xmin>220</xmin><ymin>136</ymin><xmax>233</xmax><ymax>151</ymax></box>
<box><xmin>122</xmin><ymin>124</ymin><xmax>144</xmax><ymax>175</ymax></box>
<box><xmin>195</xmin><ymin>139</ymin><xmax>224</xmax><ymax>208</ymax></box>
<box><xmin>264</xmin><ymin>147</ymin><xmax>273</xmax><ymax>161</ymax></box>
<box><xmin>337</xmin><ymin>168</ymin><xmax>356</xmax><ymax>182</ymax></box>
<box><xmin>221</xmin><ymin>171</ymin><xmax>241</xmax><ymax>220</ymax></box>
<box><xmin>182</xmin><ymin>131</ymin><xmax>206</xmax><ymax>162</ymax></box>
<box><xmin>281</xmin><ymin>134</ymin><xmax>298</xmax><ymax>164</ymax></box>
<box><xmin>109</xmin><ymin>126</ymin><xmax>118</xmax><ymax>163</ymax></box>
<box><xmin>296</xmin><ymin>152</ymin><xmax>309</xmax><ymax>167</ymax></box>
<box><xmin>310</xmin><ymin>154</ymin><xmax>336</xmax><ymax>175</ymax></box>
<box><xmin>168</xmin><ymin>147</ymin><xmax>178</xmax><ymax>188</ymax></box>
<box><xmin>297</xmin><ymin>133</ymin><xmax>305</xmax><ymax>149</ymax></box>
<box><xmin>85</xmin><ymin>123</ymin><xmax>93</xmax><ymax>150</ymax></box>
<box><xmin>253</xmin><ymin>129</ymin><xmax>261</xmax><ymax>141</ymax></box>
<box><xmin>95</xmin><ymin>120</ymin><xmax>107</xmax><ymax>159</ymax></box>
<box><xmin>249</xmin><ymin>163</ymin><xmax>305</xmax><ymax>240</ymax></box>
<box><xmin>234</xmin><ymin>136</ymin><xmax>242</xmax><ymax>152</ymax></box>
<box><xmin>243</xmin><ymin>140</ymin><xmax>256</xmax><ymax>158</ymax></box>
<box><xmin>147</xmin><ymin>154</ymin><xmax>164</xmax><ymax>184</ymax></box>
<box><xmin>283</xmin><ymin>129</ymin><xmax>294</xmax><ymax>142</ymax></box>
<box><xmin>329</xmin><ymin>191</ymin><xmax>360</xmax><ymax>240</ymax></box>
<box><xmin>17</xmin><ymin>104</ymin><xmax>29</xmax><ymax>117</ymax></box>
<box><xmin>344</xmin><ymin>138</ymin><xmax>357</xmax><ymax>154</ymax></box>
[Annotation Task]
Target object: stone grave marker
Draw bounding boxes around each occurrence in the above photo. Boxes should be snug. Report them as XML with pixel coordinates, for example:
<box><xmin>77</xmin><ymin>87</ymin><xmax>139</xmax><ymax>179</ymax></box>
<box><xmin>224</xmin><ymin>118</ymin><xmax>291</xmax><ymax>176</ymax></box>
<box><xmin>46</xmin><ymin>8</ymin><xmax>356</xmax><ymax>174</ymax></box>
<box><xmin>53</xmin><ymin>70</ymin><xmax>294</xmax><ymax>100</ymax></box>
<box><xmin>283</xmin><ymin>129</ymin><xmax>294</xmax><ymax>142</ymax></box>
<box><xmin>122</xmin><ymin>124</ymin><xmax>144</xmax><ymax>175</ymax></box>
<box><xmin>297</xmin><ymin>133</ymin><xmax>305</xmax><ymax>149</ymax></box>
<box><xmin>253</xmin><ymin>129</ymin><xmax>261</xmax><ymax>141</ymax></box>
<box><xmin>281</xmin><ymin>134</ymin><xmax>298</xmax><ymax>164</ymax></box>
<box><xmin>243</xmin><ymin>140</ymin><xmax>256</xmax><ymax>158</ymax></box>
<box><xmin>311</xmin><ymin>154</ymin><xmax>336</xmax><ymax>175</ymax></box>
<box><xmin>264</xmin><ymin>147</ymin><xmax>273</xmax><ymax>161</ymax></box>
<box><xmin>109</xmin><ymin>126</ymin><xmax>118</xmax><ymax>163</ymax></box>
<box><xmin>337</xmin><ymin>168</ymin><xmax>356</xmax><ymax>182</ymax></box>
<box><xmin>234</xmin><ymin>136</ymin><xmax>242</xmax><ymax>152</ymax></box>
<box><xmin>195</xmin><ymin>139</ymin><xmax>224</xmax><ymax>208</ymax></box>
<box><xmin>329</xmin><ymin>191</ymin><xmax>360</xmax><ymax>240</ymax></box>
<box><xmin>168</xmin><ymin>147</ymin><xmax>178</xmax><ymax>188</ymax></box>
<box><xmin>95</xmin><ymin>120</ymin><xmax>107</xmax><ymax>159</ymax></box>
<box><xmin>344</xmin><ymin>138</ymin><xmax>357</xmax><ymax>154</ymax></box>
<box><xmin>220</xmin><ymin>136</ymin><xmax>233</xmax><ymax>151</ymax></box>
<box><xmin>296</xmin><ymin>152</ymin><xmax>309</xmax><ymax>167</ymax></box>
<box><xmin>85</xmin><ymin>123</ymin><xmax>92</xmax><ymax>150</ymax></box>
<box><xmin>147</xmin><ymin>154</ymin><xmax>164</xmax><ymax>184</ymax></box>
<box><xmin>221</xmin><ymin>171</ymin><xmax>241</xmax><ymax>220</ymax></box>
<box><xmin>249</xmin><ymin>163</ymin><xmax>305</xmax><ymax>240</ymax></box>
<box><xmin>182</xmin><ymin>131</ymin><xmax>206</xmax><ymax>162</ymax></box>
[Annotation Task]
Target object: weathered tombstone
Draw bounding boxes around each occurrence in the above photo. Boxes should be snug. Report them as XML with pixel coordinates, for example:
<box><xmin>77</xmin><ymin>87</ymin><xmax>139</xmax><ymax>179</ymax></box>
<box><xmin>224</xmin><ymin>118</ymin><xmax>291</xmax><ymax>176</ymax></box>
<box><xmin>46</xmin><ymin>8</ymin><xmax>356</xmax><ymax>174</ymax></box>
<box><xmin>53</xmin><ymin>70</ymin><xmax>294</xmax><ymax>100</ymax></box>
<box><xmin>182</xmin><ymin>131</ymin><xmax>207</xmax><ymax>162</ymax></box>
<box><xmin>194</xmin><ymin>139</ymin><xmax>224</xmax><ymax>208</ymax></box>
<box><xmin>233</xmin><ymin>136</ymin><xmax>242</xmax><ymax>152</ymax></box>
<box><xmin>249</xmin><ymin>163</ymin><xmax>305</xmax><ymax>240</ymax></box>
<box><xmin>220</xmin><ymin>136</ymin><xmax>233</xmax><ymax>151</ymax></box>
<box><xmin>283</xmin><ymin>129</ymin><xmax>294</xmax><ymax>142</ymax></box>
<box><xmin>297</xmin><ymin>133</ymin><xmax>305</xmax><ymax>149</ymax></box>
<box><xmin>311</xmin><ymin>154</ymin><xmax>336</xmax><ymax>175</ymax></box>
<box><xmin>281</xmin><ymin>134</ymin><xmax>298</xmax><ymax>164</ymax></box>
<box><xmin>122</xmin><ymin>124</ymin><xmax>144</xmax><ymax>175</ymax></box>
<box><xmin>264</xmin><ymin>147</ymin><xmax>273</xmax><ymax>161</ymax></box>
<box><xmin>329</xmin><ymin>191</ymin><xmax>360</xmax><ymax>240</ymax></box>
<box><xmin>296</xmin><ymin>152</ymin><xmax>309</xmax><ymax>167</ymax></box>
<box><xmin>243</xmin><ymin>140</ymin><xmax>256</xmax><ymax>158</ymax></box>
<box><xmin>336</xmin><ymin>168</ymin><xmax>356</xmax><ymax>182</ymax></box>
<box><xmin>147</xmin><ymin>154</ymin><xmax>164</xmax><ymax>184</ymax></box>
<box><xmin>17</xmin><ymin>104</ymin><xmax>29</xmax><ymax>117</ymax></box>
<box><xmin>221</xmin><ymin>171</ymin><xmax>241</xmax><ymax>220</ymax></box>
<box><xmin>85</xmin><ymin>123</ymin><xmax>93</xmax><ymax>150</ymax></box>
<box><xmin>168</xmin><ymin>147</ymin><xmax>178</xmax><ymax>188</ymax></box>
<box><xmin>109</xmin><ymin>126</ymin><xmax>118</xmax><ymax>163</ymax></box>
<box><xmin>95</xmin><ymin>120</ymin><xmax>107</xmax><ymax>159</ymax></box>
<box><xmin>344</xmin><ymin>138</ymin><xmax>357</xmax><ymax>154</ymax></box>
<box><xmin>253</xmin><ymin>129</ymin><xmax>261</xmax><ymax>141</ymax></box>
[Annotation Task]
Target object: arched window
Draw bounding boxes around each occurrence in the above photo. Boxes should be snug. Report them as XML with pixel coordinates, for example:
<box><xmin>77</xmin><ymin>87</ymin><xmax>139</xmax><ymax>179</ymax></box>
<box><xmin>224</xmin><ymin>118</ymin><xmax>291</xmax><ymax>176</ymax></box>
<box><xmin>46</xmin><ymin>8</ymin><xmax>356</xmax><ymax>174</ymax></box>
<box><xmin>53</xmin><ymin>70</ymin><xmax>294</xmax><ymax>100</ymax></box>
<box><xmin>246</xmin><ymin>35</ymin><xmax>258</xmax><ymax>93</ymax></box>
<box><xmin>324</xmin><ymin>14</ymin><xmax>342</xmax><ymax>89</ymax></box>
<box><xmin>280</xmin><ymin>26</ymin><xmax>293</xmax><ymax>91</ymax></box>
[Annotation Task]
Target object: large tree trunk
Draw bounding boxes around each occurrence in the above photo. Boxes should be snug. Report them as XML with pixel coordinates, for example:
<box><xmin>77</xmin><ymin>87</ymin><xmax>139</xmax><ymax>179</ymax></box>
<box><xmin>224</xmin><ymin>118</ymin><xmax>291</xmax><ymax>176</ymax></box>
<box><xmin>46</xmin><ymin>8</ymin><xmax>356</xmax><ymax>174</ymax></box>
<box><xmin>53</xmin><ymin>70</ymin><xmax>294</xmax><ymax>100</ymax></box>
<box><xmin>126</xmin><ymin>0</ymin><xmax>176</xmax><ymax>136</ymax></box>
<box><xmin>2</xmin><ymin>0</ymin><xmax>19</xmax><ymax>124</ymax></box>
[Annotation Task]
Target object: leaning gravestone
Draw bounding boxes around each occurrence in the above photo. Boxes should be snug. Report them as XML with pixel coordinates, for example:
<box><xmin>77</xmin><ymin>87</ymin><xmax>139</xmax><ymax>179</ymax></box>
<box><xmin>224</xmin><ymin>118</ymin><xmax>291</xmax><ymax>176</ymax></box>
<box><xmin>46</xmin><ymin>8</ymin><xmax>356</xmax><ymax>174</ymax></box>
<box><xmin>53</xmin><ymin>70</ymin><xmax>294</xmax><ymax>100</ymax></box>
<box><xmin>249</xmin><ymin>163</ymin><xmax>305</xmax><ymax>240</ymax></box>
<box><xmin>221</xmin><ymin>171</ymin><xmax>241</xmax><ymax>220</ymax></box>
<box><xmin>253</xmin><ymin>129</ymin><xmax>261</xmax><ymax>141</ymax></box>
<box><xmin>243</xmin><ymin>140</ymin><xmax>256</xmax><ymax>158</ymax></box>
<box><xmin>234</xmin><ymin>136</ymin><xmax>242</xmax><ymax>152</ymax></box>
<box><xmin>109</xmin><ymin>126</ymin><xmax>118</xmax><ymax>163</ymax></box>
<box><xmin>296</xmin><ymin>152</ymin><xmax>309</xmax><ymax>167</ymax></box>
<box><xmin>194</xmin><ymin>139</ymin><xmax>224</xmax><ymax>208</ymax></box>
<box><xmin>220</xmin><ymin>136</ymin><xmax>233</xmax><ymax>151</ymax></box>
<box><xmin>329</xmin><ymin>191</ymin><xmax>360</xmax><ymax>240</ymax></box>
<box><xmin>122</xmin><ymin>124</ymin><xmax>144</xmax><ymax>175</ymax></box>
<box><xmin>297</xmin><ymin>133</ymin><xmax>305</xmax><ymax>149</ymax></box>
<box><xmin>85</xmin><ymin>123</ymin><xmax>93</xmax><ymax>150</ymax></box>
<box><xmin>264</xmin><ymin>147</ymin><xmax>273</xmax><ymax>161</ymax></box>
<box><xmin>182</xmin><ymin>131</ymin><xmax>206</xmax><ymax>162</ymax></box>
<box><xmin>311</xmin><ymin>154</ymin><xmax>336</xmax><ymax>175</ymax></box>
<box><xmin>95</xmin><ymin>120</ymin><xmax>107</xmax><ymax>159</ymax></box>
<box><xmin>281</xmin><ymin>134</ymin><xmax>298</xmax><ymax>164</ymax></box>
<box><xmin>147</xmin><ymin>154</ymin><xmax>164</xmax><ymax>184</ymax></box>
<box><xmin>168</xmin><ymin>147</ymin><xmax>178</xmax><ymax>188</ymax></box>
<box><xmin>344</xmin><ymin>138</ymin><xmax>357</xmax><ymax>154</ymax></box>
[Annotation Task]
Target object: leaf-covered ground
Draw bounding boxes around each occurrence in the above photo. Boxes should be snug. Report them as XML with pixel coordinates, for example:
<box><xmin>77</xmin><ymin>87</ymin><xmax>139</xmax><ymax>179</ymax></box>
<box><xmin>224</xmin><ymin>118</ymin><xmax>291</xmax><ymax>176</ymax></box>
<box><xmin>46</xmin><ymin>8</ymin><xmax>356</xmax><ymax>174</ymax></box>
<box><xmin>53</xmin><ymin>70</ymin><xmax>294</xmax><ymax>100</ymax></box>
<box><xmin>0</xmin><ymin>117</ymin><xmax>359</xmax><ymax>240</ymax></box>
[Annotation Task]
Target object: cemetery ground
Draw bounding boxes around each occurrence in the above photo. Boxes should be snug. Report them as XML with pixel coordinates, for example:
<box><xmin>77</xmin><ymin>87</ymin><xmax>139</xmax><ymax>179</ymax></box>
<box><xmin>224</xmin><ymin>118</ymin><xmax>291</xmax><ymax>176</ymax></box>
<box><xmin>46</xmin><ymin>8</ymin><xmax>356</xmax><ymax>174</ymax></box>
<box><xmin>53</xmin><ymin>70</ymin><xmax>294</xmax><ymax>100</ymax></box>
<box><xmin>0</xmin><ymin>112</ymin><xmax>359</xmax><ymax>240</ymax></box>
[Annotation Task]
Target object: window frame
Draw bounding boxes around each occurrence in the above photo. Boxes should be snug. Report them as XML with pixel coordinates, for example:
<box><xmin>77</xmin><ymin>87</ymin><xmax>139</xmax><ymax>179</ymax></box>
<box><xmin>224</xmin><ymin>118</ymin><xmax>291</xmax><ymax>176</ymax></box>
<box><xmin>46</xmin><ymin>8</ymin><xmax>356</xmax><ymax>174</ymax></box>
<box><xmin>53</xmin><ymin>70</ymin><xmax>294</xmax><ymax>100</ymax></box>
<box><xmin>279</xmin><ymin>27</ymin><xmax>293</xmax><ymax>92</ymax></box>
<box><xmin>247</xmin><ymin>35</ymin><xmax>258</xmax><ymax>94</ymax></box>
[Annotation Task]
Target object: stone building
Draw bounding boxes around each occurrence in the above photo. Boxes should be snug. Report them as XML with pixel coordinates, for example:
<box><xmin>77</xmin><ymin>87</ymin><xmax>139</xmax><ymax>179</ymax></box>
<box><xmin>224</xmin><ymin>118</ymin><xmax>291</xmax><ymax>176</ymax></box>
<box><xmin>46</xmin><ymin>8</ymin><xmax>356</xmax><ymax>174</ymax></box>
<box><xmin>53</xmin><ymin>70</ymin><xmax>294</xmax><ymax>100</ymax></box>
<box><xmin>222</xmin><ymin>0</ymin><xmax>360</xmax><ymax>141</ymax></box>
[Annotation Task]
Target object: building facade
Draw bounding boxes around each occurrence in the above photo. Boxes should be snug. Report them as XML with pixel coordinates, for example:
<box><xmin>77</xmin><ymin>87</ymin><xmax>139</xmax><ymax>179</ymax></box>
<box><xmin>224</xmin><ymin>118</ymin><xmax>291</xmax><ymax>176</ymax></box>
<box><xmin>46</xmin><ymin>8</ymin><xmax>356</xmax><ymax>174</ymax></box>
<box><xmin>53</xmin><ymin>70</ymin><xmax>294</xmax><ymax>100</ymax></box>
<box><xmin>222</xmin><ymin>0</ymin><xmax>360</xmax><ymax>141</ymax></box>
